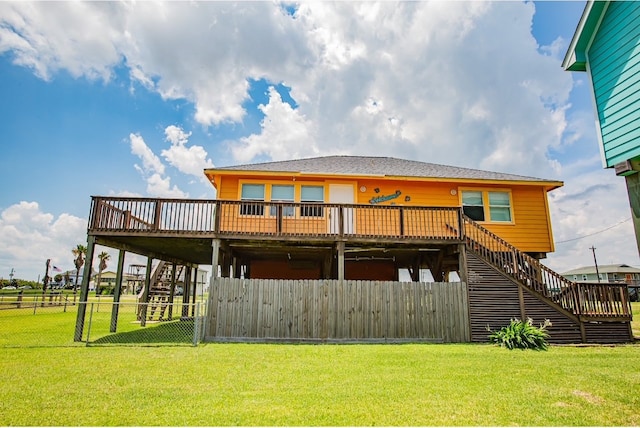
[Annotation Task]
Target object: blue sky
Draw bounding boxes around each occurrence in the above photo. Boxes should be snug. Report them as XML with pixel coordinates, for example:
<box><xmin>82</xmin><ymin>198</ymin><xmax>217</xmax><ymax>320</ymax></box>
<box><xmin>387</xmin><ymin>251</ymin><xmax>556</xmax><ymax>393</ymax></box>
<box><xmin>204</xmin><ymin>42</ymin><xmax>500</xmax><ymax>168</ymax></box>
<box><xmin>0</xmin><ymin>1</ymin><xmax>637</xmax><ymax>281</ymax></box>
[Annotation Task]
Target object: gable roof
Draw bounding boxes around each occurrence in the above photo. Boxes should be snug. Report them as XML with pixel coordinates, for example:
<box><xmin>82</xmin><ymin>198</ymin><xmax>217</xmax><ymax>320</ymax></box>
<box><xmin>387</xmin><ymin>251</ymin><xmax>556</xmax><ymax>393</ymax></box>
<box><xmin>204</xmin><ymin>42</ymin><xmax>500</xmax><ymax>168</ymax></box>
<box><xmin>207</xmin><ymin>156</ymin><xmax>562</xmax><ymax>188</ymax></box>
<box><xmin>561</xmin><ymin>264</ymin><xmax>640</xmax><ymax>276</ymax></box>
<box><xmin>562</xmin><ymin>1</ymin><xmax>609</xmax><ymax>71</ymax></box>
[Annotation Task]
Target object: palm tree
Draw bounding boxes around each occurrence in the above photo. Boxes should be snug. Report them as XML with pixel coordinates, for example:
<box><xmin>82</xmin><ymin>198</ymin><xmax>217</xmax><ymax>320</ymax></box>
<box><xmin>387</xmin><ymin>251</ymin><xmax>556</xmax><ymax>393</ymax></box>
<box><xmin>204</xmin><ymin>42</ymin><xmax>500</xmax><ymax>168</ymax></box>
<box><xmin>95</xmin><ymin>251</ymin><xmax>111</xmax><ymax>295</ymax></box>
<box><xmin>72</xmin><ymin>244</ymin><xmax>87</xmax><ymax>292</ymax></box>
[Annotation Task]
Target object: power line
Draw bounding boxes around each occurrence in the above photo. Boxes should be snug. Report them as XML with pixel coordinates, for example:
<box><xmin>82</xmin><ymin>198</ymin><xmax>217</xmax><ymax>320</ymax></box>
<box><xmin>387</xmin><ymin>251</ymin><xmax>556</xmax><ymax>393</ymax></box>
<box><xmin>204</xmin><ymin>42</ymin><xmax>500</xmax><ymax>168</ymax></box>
<box><xmin>555</xmin><ymin>217</ymin><xmax>631</xmax><ymax>244</ymax></box>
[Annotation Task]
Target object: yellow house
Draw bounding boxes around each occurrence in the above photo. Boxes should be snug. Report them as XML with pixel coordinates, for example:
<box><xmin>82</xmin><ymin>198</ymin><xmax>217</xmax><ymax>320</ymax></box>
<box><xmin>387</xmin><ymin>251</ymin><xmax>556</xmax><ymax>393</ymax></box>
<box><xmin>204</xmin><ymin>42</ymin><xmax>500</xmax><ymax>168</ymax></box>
<box><xmin>204</xmin><ymin>156</ymin><xmax>561</xmax><ymax>281</ymax></box>
<box><xmin>77</xmin><ymin>155</ymin><xmax>633</xmax><ymax>344</ymax></box>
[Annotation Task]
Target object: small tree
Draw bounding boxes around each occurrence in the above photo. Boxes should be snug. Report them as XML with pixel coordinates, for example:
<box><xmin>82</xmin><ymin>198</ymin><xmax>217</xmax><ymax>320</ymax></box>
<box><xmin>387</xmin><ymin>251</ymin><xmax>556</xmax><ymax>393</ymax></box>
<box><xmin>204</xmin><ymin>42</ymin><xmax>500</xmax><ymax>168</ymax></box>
<box><xmin>72</xmin><ymin>244</ymin><xmax>87</xmax><ymax>292</ymax></box>
<box><xmin>95</xmin><ymin>251</ymin><xmax>111</xmax><ymax>295</ymax></box>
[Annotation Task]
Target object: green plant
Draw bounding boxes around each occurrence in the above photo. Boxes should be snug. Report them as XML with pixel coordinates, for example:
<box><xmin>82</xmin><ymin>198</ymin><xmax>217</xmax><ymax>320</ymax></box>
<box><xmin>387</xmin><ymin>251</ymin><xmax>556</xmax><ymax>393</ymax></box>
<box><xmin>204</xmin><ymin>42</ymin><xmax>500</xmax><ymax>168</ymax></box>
<box><xmin>487</xmin><ymin>318</ymin><xmax>551</xmax><ymax>350</ymax></box>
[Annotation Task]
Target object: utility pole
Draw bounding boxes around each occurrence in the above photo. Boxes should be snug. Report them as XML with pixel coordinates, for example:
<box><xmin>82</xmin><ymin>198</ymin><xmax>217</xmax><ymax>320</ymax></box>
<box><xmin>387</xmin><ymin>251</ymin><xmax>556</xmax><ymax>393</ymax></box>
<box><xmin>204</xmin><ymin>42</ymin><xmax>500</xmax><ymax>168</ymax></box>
<box><xmin>589</xmin><ymin>246</ymin><xmax>601</xmax><ymax>283</ymax></box>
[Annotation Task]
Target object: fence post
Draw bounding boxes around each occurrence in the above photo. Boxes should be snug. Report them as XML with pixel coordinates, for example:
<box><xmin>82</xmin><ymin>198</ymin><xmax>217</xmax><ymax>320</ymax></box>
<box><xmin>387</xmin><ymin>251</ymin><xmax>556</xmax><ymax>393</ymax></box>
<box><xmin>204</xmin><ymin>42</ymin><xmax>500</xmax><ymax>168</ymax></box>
<box><xmin>192</xmin><ymin>303</ymin><xmax>200</xmax><ymax>346</ymax></box>
<box><xmin>17</xmin><ymin>291</ymin><xmax>22</xmax><ymax>309</ymax></box>
<box><xmin>86</xmin><ymin>303</ymin><xmax>95</xmax><ymax>345</ymax></box>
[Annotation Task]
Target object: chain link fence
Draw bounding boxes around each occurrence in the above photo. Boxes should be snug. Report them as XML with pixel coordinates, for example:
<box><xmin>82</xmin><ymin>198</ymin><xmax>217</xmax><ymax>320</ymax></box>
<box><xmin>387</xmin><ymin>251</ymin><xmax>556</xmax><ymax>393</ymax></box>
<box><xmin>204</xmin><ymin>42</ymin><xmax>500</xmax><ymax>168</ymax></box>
<box><xmin>84</xmin><ymin>301</ymin><xmax>205</xmax><ymax>346</ymax></box>
<box><xmin>0</xmin><ymin>292</ymin><xmax>206</xmax><ymax>347</ymax></box>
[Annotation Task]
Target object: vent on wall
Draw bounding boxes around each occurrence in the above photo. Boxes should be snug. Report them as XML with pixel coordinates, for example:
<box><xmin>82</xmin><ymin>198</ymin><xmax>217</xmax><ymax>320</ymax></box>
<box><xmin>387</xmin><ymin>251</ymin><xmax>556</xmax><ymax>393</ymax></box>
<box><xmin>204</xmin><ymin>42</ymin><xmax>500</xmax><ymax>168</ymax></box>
<box><xmin>614</xmin><ymin>160</ymin><xmax>636</xmax><ymax>176</ymax></box>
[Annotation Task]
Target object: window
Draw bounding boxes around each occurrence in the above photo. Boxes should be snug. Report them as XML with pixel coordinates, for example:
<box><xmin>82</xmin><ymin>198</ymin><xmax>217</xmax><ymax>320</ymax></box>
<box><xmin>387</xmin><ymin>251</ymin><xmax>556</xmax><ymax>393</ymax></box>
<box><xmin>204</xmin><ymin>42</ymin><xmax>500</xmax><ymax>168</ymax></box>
<box><xmin>270</xmin><ymin>185</ymin><xmax>295</xmax><ymax>217</ymax></box>
<box><xmin>462</xmin><ymin>190</ymin><xmax>512</xmax><ymax>223</ymax></box>
<box><xmin>301</xmin><ymin>185</ymin><xmax>324</xmax><ymax>217</ymax></box>
<box><xmin>240</xmin><ymin>184</ymin><xmax>265</xmax><ymax>216</ymax></box>
<box><xmin>488</xmin><ymin>192</ymin><xmax>512</xmax><ymax>222</ymax></box>
<box><xmin>462</xmin><ymin>191</ymin><xmax>484</xmax><ymax>221</ymax></box>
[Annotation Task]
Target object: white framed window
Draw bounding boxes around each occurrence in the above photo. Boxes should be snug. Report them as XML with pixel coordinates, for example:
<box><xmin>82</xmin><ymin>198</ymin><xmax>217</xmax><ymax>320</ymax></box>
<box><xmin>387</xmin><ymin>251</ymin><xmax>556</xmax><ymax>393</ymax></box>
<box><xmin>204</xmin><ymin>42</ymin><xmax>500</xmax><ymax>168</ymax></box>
<box><xmin>461</xmin><ymin>190</ymin><xmax>513</xmax><ymax>223</ymax></box>
<box><xmin>461</xmin><ymin>191</ymin><xmax>485</xmax><ymax>221</ymax></box>
<box><xmin>301</xmin><ymin>185</ymin><xmax>324</xmax><ymax>217</ymax></box>
<box><xmin>240</xmin><ymin>183</ymin><xmax>265</xmax><ymax>216</ymax></box>
<box><xmin>488</xmin><ymin>191</ymin><xmax>512</xmax><ymax>222</ymax></box>
<box><xmin>270</xmin><ymin>185</ymin><xmax>295</xmax><ymax>217</ymax></box>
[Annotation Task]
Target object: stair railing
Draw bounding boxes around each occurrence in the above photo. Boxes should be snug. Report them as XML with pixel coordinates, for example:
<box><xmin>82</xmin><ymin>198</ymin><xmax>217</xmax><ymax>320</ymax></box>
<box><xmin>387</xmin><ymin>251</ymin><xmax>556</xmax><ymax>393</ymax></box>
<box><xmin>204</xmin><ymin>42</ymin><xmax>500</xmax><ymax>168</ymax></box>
<box><xmin>463</xmin><ymin>216</ymin><xmax>584</xmax><ymax>316</ymax></box>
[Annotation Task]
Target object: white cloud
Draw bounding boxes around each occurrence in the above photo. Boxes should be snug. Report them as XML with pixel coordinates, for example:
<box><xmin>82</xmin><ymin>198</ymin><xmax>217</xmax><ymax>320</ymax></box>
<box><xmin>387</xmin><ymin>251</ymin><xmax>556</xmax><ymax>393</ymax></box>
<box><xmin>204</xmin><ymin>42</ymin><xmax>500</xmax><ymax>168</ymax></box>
<box><xmin>545</xmin><ymin>169</ymin><xmax>640</xmax><ymax>273</ymax></box>
<box><xmin>161</xmin><ymin>125</ymin><xmax>214</xmax><ymax>179</ymax></box>
<box><xmin>232</xmin><ymin>86</ymin><xmax>317</xmax><ymax>162</ymax></box>
<box><xmin>1</xmin><ymin>2</ymin><xmax>573</xmax><ymax>178</ymax></box>
<box><xmin>0</xmin><ymin>202</ymin><xmax>87</xmax><ymax>281</ymax></box>
<box><xmin>2</xmin><ymin>1</ymin><xmax>637</xmax><ymax>274</ymax></box>
<box><xmin>130</xmin><ymin>133</ymin><xmax>165</xmax><ymax>175</ymax></box>
<box><xmin>129</xmin><ymin>133</ymin><xmax>187</xmax><ymax>198</ymax></box>
<box><xmin>0</xmin><ymin>2</ymin><xmax>123</xmax><ymax>81</ymax></box>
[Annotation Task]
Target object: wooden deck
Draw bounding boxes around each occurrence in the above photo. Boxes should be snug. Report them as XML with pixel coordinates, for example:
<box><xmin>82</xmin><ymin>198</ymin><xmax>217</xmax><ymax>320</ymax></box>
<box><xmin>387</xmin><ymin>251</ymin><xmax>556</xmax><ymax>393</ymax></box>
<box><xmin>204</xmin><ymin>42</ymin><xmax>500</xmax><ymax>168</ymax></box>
<box><xmin>89</xmin><ymin>196</ymin><xmax>463</xmax><ymax>241</ymax></box>
<box><xmin>83</xmin><ymin>196</ymin><xmax>634</xmax><ymax>343</ymax></box>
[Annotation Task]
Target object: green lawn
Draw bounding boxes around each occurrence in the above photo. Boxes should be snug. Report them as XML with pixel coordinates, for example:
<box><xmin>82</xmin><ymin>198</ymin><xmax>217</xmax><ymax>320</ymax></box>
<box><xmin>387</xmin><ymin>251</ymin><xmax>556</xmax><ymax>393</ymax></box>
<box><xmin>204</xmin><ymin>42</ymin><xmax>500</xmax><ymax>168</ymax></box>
<box><xmin>0</xmin><ymin>303</ymin><xmax>638</xmax><ymax>426</ymax></box>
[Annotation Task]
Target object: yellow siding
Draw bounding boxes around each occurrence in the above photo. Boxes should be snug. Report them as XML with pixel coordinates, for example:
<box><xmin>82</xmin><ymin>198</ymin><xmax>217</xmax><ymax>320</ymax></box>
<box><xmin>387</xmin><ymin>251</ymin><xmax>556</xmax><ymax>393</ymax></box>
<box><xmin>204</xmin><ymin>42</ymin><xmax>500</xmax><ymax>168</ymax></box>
<box><xmin>214</xmin><ymin>174</ymin><xmax>555</xmax><ymax>253</ymax></box>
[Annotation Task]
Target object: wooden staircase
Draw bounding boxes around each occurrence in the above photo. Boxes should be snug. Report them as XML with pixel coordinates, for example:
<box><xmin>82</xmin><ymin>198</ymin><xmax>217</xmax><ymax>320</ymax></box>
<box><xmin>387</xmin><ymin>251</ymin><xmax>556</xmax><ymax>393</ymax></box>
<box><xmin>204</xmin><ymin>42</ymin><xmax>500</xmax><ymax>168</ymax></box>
<box><xmin>138</xmin><ymin>261</ymin><xmax>185</xmax><ymax>321</ymax></box>
<box><xmin>462</xmin><ymin>216</ymin><xmax>633</xmax><ymax>343</ymax></box>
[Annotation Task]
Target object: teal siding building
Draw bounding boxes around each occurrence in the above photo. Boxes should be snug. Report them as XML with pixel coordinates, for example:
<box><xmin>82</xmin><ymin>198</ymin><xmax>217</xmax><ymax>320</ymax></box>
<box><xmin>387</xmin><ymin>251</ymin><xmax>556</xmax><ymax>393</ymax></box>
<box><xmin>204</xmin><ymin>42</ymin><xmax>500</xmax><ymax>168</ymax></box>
<box><xmin>563</xmin><ymin>1</ymin><xmax>640</xmax><ymax>253</ymax></box>
<box><xmin>563</xmin><ymin>1</ymin><xmax>640</xmax><ymax>170</ymax></box>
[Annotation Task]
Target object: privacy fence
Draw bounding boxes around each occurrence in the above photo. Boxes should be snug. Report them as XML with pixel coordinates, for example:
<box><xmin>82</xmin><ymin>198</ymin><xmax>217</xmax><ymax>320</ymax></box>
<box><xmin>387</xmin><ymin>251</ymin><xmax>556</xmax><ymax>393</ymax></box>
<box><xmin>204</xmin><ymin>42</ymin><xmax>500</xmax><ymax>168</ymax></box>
<box><xmin>0</xmin><ymin>292</ymin><xmax>205</xmax><ymax>347</ymax></box>
<box><xmin>207</xmin><ymin>279</ymin><xmax>470</xmax><ymax>343</ymax></box>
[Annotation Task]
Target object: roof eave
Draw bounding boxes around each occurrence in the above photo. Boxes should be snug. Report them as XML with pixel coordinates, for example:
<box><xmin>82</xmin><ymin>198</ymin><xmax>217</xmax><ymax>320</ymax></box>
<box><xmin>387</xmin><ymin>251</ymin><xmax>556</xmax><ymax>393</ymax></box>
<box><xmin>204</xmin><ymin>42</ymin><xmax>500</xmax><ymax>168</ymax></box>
<box><xmin>561</xmin><ymin>1</ymin><xmax>608</xmax><ymax>72</ymax></box>
<box><xmin>204</xmin><ymin>168</ymin><xmax>563</xmax><ymax>189</ymax></box>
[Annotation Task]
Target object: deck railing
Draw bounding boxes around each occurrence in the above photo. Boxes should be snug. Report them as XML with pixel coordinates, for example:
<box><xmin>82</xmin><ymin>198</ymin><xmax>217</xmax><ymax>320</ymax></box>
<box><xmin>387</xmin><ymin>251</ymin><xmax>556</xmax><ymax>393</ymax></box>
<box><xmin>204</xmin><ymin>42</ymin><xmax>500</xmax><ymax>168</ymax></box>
<box><xmin>88</xmin><ymin>197</ymin><xmax>632</xmax><ymax>319</ymax></box>
<box><xmin>90</xmin><ymin>197</ymin><xmax>216</xmax><ymax>233</ymax></box>
<box><xmin>89</xmin><ymin>197</ymin><xmax>463</xmax><ymax>241</ymax></box>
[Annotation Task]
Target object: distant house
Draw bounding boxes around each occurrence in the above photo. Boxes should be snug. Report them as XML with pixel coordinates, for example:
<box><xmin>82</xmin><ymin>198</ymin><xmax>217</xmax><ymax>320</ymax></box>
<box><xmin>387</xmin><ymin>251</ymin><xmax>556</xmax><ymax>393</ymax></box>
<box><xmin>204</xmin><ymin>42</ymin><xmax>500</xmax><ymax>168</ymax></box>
<box><xmin>562</xmin><ymin>1</ymin><xmax>640</xmax><ymax>252</ymax></box>
<box><xmin>94</xmin><ymin>271</ymin><xmax>117</xmax><ymax>286</ymax></box>
<box><xmin>561</xmin><ymin>264</ymin><xmax>640</xmax><ymax>284</ymax></box>
<box><xmin>64</xmin><ymin>267</ymin><xmax>96</xmax><ymax>286</ymax></box>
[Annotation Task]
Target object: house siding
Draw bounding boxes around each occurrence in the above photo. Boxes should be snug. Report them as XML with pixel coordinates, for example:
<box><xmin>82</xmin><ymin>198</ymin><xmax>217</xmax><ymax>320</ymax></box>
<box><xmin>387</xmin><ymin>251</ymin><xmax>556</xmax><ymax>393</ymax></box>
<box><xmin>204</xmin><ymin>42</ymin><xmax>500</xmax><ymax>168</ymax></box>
<box><xmin>588</xmin><ymin>1</ymin><xmax>640</xmax><ymax>167</ymax></box>
<box><xmin>216</xmin><ymin>175</ymin><xmax>555</xmax><ymax>253</ymax></box>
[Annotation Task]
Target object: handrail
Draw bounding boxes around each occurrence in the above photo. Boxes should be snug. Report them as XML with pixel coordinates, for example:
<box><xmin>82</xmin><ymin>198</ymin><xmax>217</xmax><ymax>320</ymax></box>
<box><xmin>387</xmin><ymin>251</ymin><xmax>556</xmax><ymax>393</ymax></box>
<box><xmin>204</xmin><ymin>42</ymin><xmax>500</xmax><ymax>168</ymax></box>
<box><xmin>463</xmin><ymin>216</ymin><xmax>631</xmax><ymax>318</ymax></box>
<box><xmin>88</xmin><ymin>197</ymin><xmax>463</xmax><ymax>241</ymax></box>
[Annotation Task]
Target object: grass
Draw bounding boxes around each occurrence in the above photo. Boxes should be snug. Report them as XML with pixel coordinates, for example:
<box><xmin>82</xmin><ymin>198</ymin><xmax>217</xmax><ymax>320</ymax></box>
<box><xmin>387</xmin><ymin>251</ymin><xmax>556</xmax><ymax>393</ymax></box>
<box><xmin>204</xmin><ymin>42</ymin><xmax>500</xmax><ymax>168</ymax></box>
<box><xmin>0</xmin><ymin>304</ymin><xmax>638</xmax><ymax>426</ymax></box>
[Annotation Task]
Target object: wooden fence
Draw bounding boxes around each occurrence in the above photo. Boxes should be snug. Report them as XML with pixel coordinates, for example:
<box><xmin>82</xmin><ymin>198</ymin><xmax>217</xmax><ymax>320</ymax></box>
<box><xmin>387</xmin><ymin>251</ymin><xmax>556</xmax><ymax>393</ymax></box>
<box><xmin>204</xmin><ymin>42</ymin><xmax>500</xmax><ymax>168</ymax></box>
<box><xmin>206</xmin><ymin>278</ymin><xmax>470</xmax><ymax>343</ymax></box>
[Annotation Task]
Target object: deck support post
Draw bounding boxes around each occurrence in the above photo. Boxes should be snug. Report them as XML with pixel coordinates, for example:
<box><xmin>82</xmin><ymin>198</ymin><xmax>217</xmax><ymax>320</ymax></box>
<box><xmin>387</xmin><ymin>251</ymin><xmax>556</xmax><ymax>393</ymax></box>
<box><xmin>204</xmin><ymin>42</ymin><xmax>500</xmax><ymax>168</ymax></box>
<box><xmin>191</xmin><ymin>266</ymin><xmax>198</xmax><ymax>317</ymax></box>
<box><xmin>409</xmin><ymin>255</ymin><xmax>421</xmax><ymax>282</ymax></box>
<box><xmin>517</xmin><ymin>285</ymin><xmax>526</xmax><ymax>321</ymax></box>
<box><xmin>167</xmin><ymin>264</ymin><xmax>177</xmax><ymax>320</ymax></box>
<box><xmin>74</xmin><ymin>236</ymin><xmax>96</xmax><ymax>342</ymax></box>
<box><xmin>458</xmin><ymin>244</ymin><xmax>468</xmax><ymax>284</ymax></box>
<box><xmin>211</xmin><ymin>239</ymin><xmax>221</xmax><ymax>279</ymax></box>
<box><xmin>206</xmin><ymin>239</ymin><xmax>222</xmax><ymax>338</ymax></box>
<box><xmin>139</xmin><ymin>257</ymin><xmax>153</xmax><ymax>327</ymax></box>
<box><xmin>109</xmin><ymin>249</ymin><xmax>125</xmax><ymax>333</ymax></box>
<box><xmin>182</xmin><ymin>267</ymin><xmax>192</xmax><ymax>318</ymax></box>
<box><xmin>337</xmin><ymin>242</ymin><xmax>345</xmax><ymax>281</ymax></box>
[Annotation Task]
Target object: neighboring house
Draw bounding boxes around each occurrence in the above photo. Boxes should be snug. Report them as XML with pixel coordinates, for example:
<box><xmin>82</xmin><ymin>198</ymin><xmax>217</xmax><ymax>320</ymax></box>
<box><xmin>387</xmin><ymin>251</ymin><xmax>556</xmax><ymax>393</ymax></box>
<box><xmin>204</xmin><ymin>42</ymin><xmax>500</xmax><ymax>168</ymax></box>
<box><xmin>64</xmin><ymin>267</ymin><xmax>96</xmax><ymax>286</ymax></box>
<box><xmin>75</xmin><ymin>156</ymin><xmax>634</xmax><ymax>344</ymax></box>
<box><xmin>94</xmin><ymin>271</ymin><xmax>117</xmax><ymax>287</ymax></box>
<box><xmin>562</xmin><ymin>1</ymin><xmax>640</xmax><ymax>252</ymax></box>
<box><xmin>562</xmin><ymin>264</ymin><xmax>640</xmax><ymax>284</ymax></box>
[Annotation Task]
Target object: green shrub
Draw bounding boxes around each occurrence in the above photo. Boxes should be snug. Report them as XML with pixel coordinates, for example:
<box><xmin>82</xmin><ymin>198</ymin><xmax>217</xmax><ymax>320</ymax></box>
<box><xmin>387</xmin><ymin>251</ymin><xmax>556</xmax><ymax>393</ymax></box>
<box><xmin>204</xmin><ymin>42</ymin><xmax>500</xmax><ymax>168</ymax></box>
<box><xmin>487</xmin><ymin>318</ymin><xmax>551</xmax><ymax>350</ymax></box>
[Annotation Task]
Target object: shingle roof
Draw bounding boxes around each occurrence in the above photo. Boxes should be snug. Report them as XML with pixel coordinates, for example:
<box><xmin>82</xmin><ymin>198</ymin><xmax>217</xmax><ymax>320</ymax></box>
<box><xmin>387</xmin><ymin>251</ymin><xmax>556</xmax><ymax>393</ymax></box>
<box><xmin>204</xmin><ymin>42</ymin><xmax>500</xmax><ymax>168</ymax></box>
<box><xmin>213</xmin><ymin>155</ymin><xmax>560</xmax><ymax>184</ymax></box>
